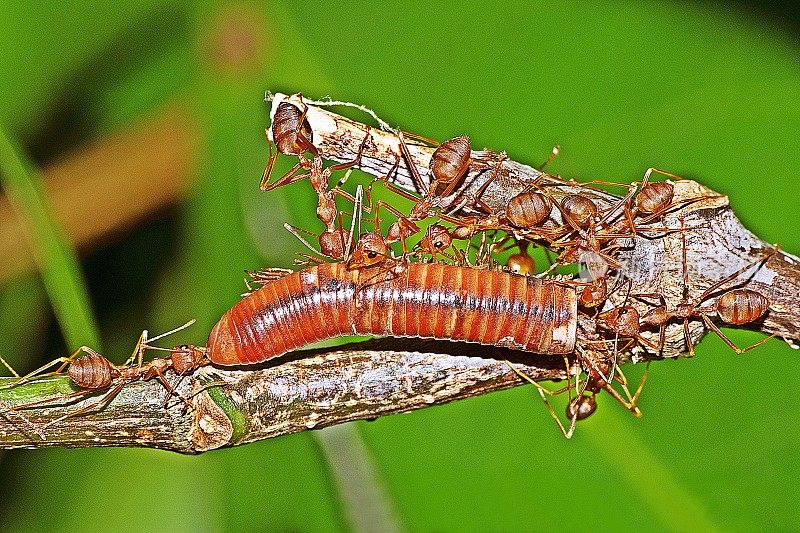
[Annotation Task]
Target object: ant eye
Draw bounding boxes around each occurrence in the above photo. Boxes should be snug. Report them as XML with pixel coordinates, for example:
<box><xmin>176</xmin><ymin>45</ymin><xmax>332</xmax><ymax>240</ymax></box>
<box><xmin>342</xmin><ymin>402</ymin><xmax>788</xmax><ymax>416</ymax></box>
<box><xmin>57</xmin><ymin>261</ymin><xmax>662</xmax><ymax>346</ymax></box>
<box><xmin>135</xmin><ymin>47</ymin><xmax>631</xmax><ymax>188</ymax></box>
<box><xmin>367</xmin><ymin>251</ymin><xmax>377</xmax><ymax>259</ymax></box>
<box><xmin>179</xmin><ymin>344</ymin><xmax>189</xmax><ymax>350</ymax></box>
<box><xmin>435</xmin><ymin>241</ymin><xmax>444</xmax><ymax>248</ymax></box>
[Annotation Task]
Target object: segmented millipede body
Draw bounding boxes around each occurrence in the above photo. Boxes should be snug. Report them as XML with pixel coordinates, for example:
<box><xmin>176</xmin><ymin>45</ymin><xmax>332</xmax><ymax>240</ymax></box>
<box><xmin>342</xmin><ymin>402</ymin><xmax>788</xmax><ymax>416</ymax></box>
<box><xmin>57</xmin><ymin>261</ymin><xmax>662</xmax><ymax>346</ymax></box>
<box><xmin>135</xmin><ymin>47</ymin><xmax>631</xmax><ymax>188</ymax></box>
<box><xmin>716</xmin><ymin>288</ymin><xmax>769</xmax><ymax>325</ymax></box>
<box><xmin>207</xmin><ymin>263</ymin><xmax>577</xmax><ymax>365</ymax></box>
<box><xmin>68</xmin><ymin>354</ymin><xmax>118</xmax><ymax>389</ymax></box>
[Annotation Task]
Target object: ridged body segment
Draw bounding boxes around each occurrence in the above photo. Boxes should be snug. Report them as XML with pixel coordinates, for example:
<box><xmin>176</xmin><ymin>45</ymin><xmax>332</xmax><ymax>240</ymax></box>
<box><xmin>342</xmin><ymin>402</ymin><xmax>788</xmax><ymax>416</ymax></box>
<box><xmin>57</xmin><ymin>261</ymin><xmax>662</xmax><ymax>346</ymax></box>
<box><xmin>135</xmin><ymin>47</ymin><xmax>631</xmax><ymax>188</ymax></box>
<box><xmin>207</xmin><ymin>263</ymin><xmax>577</xmax><ymax>366</ymax></box>
<box><xmin>272</xmin><ymin>102</ymin><xmax>312</xmax><ymax>155</ymax></box>
<box><xmin>716</xmin><ymin>288</ymin><xmax>770</xmax><ymax>325</ymax></box>
<box><xmin>68</xmin><ymin>354</ymin><xmax>116</xmax><ymax>389</ymax></box>
<box><xmin>430</xmin><ymin>136</ymin><xmax>471</xmax><ymax>185</ymax></box>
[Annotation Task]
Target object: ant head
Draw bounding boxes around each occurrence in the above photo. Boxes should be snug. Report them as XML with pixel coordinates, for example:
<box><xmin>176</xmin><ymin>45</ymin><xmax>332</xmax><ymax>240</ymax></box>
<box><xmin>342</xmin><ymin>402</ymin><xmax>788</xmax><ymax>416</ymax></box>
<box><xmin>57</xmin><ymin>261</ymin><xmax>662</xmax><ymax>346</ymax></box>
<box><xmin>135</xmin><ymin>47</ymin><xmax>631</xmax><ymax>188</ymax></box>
<box><xmin>598</xmin><ymin>306</ymin><xmax>641</xmax><ymax>336</ymax></box>
<box><xmin>170</xmin><ymin>345</ymin><xmax>208</xmax><ymax>375</ymax></box>
<box><xmin>346</xmin><ymin>232</ymin><xmax>390</xmax><ymax>270</ymax></box>
<box><xmin>579</xmin><ymin>278</ymin><xmax>607</xmax><ymax>308</ymax></box>
<box><xmin>418</xmin><ymin>224</ymin><xmax>452</xmax><ymax>255</ymax></box>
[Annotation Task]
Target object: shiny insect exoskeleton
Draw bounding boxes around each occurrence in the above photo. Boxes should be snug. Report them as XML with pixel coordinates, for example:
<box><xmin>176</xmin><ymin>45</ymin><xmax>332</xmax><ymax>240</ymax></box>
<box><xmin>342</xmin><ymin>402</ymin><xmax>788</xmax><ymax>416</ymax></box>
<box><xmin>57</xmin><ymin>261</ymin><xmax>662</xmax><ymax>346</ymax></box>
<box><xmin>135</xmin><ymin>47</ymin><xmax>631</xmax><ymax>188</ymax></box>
<box><xmin>4</xmin><ymin>326</ymin><xmax>210</xmax><ymax>429</ymax></box>
<box><xmin>261</xmin><ymin>101</ymin><xmax>317</xmax><ymax>191</ymax></box>
<box><xmin>596</xmin><ymin>232</ymin><xmax>778</xmax><ymax>356</ymax></box>
<box><xmin>505</xmin><ymin>191</ymin><xmax>553</xmax><ymax>229</ymax></box>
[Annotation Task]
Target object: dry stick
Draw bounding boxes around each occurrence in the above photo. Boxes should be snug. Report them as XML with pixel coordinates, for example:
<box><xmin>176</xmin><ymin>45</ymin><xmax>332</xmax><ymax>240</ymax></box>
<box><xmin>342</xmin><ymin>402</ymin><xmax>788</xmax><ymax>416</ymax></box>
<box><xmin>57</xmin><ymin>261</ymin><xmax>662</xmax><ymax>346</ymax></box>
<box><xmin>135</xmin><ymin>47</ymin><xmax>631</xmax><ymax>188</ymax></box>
<box><xmin>1</xmin><ymin>95</ymin><xmax>798</xmax><ymax>453</ymax></box>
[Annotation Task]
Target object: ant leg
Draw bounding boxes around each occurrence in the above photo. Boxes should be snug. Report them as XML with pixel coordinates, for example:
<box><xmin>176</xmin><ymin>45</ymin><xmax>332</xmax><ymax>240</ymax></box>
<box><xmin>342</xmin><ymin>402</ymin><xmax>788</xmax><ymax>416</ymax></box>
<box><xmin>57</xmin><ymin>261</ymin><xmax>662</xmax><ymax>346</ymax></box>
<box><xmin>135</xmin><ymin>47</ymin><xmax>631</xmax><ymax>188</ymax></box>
<box><xmin>506</xmin><ymin>358</ymin><xmax>580</xmax><ymax>439</ymax></box>
<box><xmin>0</xmin><ymin>400</ymin><xmax>45</xmax><ymax>439</ymax></box>
<box><xmin>260</xmin><ymin>133</ymin><xmax>278</xmax><ymax>189</ymax></box>
<box><xmin>599</xmin><ymin>377</ymin><xmax>643</xmax><ymax>417</ymax></box>
<box><xmin>3</xmin><ymin>346</ymin><xmax>90</xmax><ymax>389</ymax></box>
<box><xmin>695</xmin><ymin>246</ymin><xmax>779</xmax><ymax>303</ymax></box>
<box><xmin>123</xmin><ymin>330</ymin><xmax>148</xmax><ymax>368</ymax></box>
<box><xmin>701</xmin><ymin>316</ymin><xmax>776</xmax><ymax>354</ymax></box>
<box><xmin>0</xmin><ymin>355</ymin><xmax>20</xmax><ymax>378</ymax></box>
<box><xmin>260</xmin><ymin>160</ymin><xmax>312</xmax><ymax>191</ymax></box>
<box><xmin>683</xmin><ymin>318</ymin><xmax>697</xmax><ymax>357</ymax></box>
<box><xmin>397</xmin><ymin>131</ymin><xmax>428</xmax><ymax>195</ymax></box>
<box><xmin>537</xmin><ymin>145</ymin><xmax>560</xmax><ymax>170</ymax></box>
<box><xmin>247</xmin><ymin>266</ymin><xmax>295</xmax><ymax>285</ymax></box>
<box><xmin>641</xmin><ymin>167</ymin><xmax>686</xmax><ymax>182</ymax></box>
<box><xmin>10</xmin><ymin>388</ymin><xmax>99</xmax><ymax>413</ymax></box>
<box><xmin>329</xmin><ymin>126</ymin><xmax>371</xmax><ymax>172</ymax></box>
<box><xmin>613</xmin><ymin>363</ymin><xmax>649</xmax><ymax>416</ymax></box>
<box><xmin>150</xmin><ymin>369</ymin><xmax>193</xmax><ymax>410</ymax></box>
<box><xmin>452</xmin><ymin>159</ymin><xmax>507</xmax><ymax>212</ymax></box>
<box><xmin>399</xmin><ymin>130</ymin><xmax>440</xmax><ymax>147</ymax></box>
<box><xmin>43</xmin><ymin>382</ymin><xmax>127</xmax><ymax>429</ymax></box>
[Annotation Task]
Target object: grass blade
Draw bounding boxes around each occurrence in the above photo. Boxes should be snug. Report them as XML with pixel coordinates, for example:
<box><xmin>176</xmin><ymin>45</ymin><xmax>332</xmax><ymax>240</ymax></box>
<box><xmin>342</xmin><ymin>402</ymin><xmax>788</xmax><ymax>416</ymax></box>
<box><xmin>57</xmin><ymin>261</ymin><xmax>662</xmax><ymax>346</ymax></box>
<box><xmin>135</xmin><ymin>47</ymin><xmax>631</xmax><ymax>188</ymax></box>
<box><xmin>0</xmin><ymin>127</ymin><xmax>100</xmax><ymax>349</ymax></box>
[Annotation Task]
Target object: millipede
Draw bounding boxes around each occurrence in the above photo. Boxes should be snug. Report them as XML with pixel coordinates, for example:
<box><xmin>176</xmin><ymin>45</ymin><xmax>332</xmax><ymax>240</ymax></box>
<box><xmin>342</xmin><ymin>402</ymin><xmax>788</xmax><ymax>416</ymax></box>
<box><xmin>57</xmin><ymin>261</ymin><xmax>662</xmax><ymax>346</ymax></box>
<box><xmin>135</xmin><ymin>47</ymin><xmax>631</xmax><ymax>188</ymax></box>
<box><xmin>207</xmin><ymin>261</ymin><xmax>577</xmax><ymax>366</ymax></box>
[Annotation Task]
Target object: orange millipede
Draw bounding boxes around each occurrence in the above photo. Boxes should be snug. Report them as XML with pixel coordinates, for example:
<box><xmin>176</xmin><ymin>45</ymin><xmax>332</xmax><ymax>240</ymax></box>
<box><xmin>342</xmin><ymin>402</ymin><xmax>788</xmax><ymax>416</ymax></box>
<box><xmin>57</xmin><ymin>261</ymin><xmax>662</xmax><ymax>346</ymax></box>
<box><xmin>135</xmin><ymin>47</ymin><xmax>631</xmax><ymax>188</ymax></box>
<box><xmin>207</xmin><ymin>262</ymin><xmax>577</xmax><ymax>366</ymax></box>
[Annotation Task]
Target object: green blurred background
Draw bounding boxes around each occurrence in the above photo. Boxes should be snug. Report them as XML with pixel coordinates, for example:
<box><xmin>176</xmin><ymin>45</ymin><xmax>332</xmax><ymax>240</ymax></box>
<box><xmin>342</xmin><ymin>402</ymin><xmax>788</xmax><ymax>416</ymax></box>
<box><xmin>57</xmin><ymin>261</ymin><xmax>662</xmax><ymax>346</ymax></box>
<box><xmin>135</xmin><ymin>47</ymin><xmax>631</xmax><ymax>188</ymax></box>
<box><xmin>0</xmin><ymin>1</ymin><xmax>798</xmax><ymax>531</ymax></box>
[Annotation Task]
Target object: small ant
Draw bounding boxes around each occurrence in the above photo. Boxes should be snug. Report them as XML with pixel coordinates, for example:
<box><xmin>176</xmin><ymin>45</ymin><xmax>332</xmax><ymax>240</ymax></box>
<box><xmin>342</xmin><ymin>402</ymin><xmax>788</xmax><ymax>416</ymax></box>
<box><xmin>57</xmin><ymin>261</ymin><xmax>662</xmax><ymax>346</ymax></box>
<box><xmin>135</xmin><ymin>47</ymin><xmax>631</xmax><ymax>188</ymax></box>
<box><xmin>637</xmin><ymin>227</ymin><xmax>778</xmax><ymax>356</ymax></box>
<box><xmin>2</xmin><ymin>322</ymin><xmax>211</xmax><ymax>429</ymax></box>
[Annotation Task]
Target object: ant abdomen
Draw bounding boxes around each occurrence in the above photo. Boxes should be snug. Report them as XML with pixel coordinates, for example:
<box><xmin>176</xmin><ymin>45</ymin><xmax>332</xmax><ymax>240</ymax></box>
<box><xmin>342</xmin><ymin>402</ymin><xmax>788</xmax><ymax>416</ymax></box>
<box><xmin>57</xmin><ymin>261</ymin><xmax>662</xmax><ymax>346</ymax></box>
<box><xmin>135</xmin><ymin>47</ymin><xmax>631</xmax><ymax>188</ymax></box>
<box><xmin>68</xmin><ymin>354</ymin><xmax>117</xmax><ymax>390</ymax></box>
<box><xmin>567</xmin><ymin>394</ymin><xmax>598</xmax><ymax>421</ymax></box>
<box><xmin>716</xmin><ymin>288</ymin><xmax>770</xmax><ymax>325</ymax></box>
<box><xmin>635</xmin><ymin>182</ymin><xmax>674</xmax><ymax>215</ymax></box>
<box><xmin>561</xmin><ymin>194</ymin><xmax>597</xmax><ymax>228</ymax></box>
<box><xmin>272</xmin><ymin>102</ymin><xmax>313</xmax><ymax>156</ymax></box>
<box><xmin>430</xmin><ymin>136</ymin><xmax>471</xmax><ymax>189</ymax></box>
<box><xmin>506</xmin><ymin>192</ymin><xmax>552</xmax><ymax>228</ymax></box>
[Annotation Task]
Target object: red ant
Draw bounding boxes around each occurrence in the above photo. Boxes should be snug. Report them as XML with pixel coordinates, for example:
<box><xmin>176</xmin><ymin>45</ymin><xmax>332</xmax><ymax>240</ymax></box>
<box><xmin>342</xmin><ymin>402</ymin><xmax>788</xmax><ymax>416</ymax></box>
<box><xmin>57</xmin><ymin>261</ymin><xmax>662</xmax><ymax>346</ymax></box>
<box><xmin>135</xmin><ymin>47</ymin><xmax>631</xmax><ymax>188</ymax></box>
<box><xmin>1</xmin><ymin>322</ymin><xmax>210</xmax><ymax>430</ymax></box>
<box><xmin>637</xmin><ymin>227</ymin><xmax>778</xmax><ymax>356</ymax></box>
<box><xmin>509</xmin><ymin>338</ymin><xmax>647</xmax><ymax>439</ymax></box>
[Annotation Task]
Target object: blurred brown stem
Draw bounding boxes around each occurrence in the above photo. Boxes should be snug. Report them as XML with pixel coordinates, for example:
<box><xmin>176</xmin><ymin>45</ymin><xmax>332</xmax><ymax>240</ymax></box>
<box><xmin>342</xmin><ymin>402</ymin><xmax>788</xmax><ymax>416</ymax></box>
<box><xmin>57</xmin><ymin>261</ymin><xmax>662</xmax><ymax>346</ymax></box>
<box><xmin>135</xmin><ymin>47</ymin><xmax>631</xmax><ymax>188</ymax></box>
<box><xmin>0</xmin><ymin>105</ymin><xmax>200</xmax><ymax>284</ymax></box>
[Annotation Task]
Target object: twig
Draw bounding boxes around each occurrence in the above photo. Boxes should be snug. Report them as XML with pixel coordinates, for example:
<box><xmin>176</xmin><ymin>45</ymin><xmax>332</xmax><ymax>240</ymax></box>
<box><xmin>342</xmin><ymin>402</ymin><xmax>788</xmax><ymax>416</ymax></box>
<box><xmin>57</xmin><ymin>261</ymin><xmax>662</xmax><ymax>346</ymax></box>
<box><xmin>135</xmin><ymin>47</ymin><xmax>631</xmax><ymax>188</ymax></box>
<box><xmin>0</xmin><ymin>340</ymin><xmax>568</xmax><ymax>453</ymax></box>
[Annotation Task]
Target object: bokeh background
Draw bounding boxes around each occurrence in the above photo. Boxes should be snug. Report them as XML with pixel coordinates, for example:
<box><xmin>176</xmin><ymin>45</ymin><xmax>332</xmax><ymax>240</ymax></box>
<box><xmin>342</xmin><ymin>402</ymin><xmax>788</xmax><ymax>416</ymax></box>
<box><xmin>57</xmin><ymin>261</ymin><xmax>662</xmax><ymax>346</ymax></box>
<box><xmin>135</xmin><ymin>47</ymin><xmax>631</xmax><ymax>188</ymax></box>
<box><xmin>0</xmin><ymin>1</ymin><xmax>798</xmax><ymax>531</ymax></box>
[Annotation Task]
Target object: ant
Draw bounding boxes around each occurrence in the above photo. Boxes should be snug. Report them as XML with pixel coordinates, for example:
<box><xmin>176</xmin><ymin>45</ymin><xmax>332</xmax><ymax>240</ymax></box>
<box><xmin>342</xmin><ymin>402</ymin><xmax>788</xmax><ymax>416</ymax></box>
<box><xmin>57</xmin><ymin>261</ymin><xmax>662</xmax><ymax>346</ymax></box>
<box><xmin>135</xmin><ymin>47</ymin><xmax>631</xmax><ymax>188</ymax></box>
<box><xmin>509</xmin><ymin>339</ymin><xmax>647</xmax><ymax>439</ymax></box>
<box><xmin>1</xmin><ymin>322</ymin><xmax>210</xmax><ymax>429</ymax></box>
<box><xmin>261</xmin><ymin>98</ymin><xmax>372</xmax><ymax>256</ymax></box>
<box><xmin>636</xmin><ymin>224</ymin><xmax>778</xmax><ymax>356</ymax></box>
